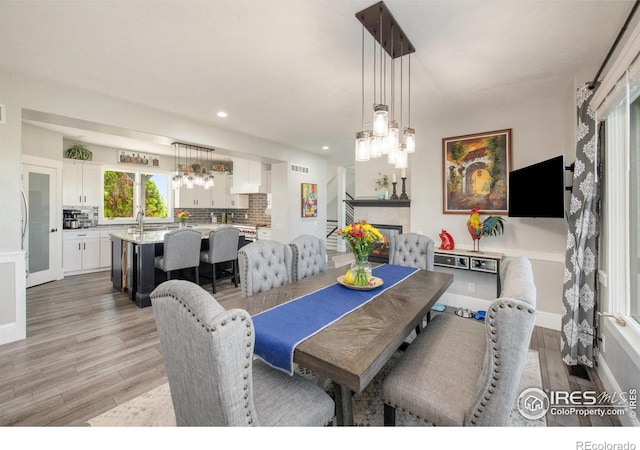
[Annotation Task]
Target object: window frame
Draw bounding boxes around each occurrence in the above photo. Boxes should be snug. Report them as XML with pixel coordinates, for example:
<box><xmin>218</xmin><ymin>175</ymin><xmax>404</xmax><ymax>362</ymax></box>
<box><xmin>98</xmin><ymin>165</ymin><xmax>174</xmax><ymax>225</ymax></box>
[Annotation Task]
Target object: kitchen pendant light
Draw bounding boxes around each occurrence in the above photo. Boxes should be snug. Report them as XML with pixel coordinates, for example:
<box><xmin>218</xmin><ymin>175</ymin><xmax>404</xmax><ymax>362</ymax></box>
<box><xmin>369</xmin><ymin>133</ymin><xmax>383</xmax><ymax>158</ymax></box>
<box><xmin>355</xmin><ymin>131</ymin><xmax>371</xmax><ymax>161</ymax></box>
<box><xmin>356</xmin><ymin>2</ymin><xmax>416</xmax><ymax>169</ymax></box>
<box><xmin>404</xmin><ymin>52</ymin><xmax>416</xmax><ymax>153</ymax></box>
<box><xmin>395</xmin><ymin>142</ymin><xmax>408</xmax><ymax>169</ymax></box>
<box><xmin>171</xmin><ymin>142</ymin><xmax>216</xmax><ymax>190</ymax></box>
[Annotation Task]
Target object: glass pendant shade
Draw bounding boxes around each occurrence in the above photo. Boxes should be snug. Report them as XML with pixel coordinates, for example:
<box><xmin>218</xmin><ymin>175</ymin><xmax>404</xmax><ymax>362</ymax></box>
<box><xmin>387</xmin><ymin>145</ymin><xmax>397</xmax><ymax>165</ymax></box>
<box><xmin>369</xmin><ymin>133</ymin><xmax>383</xmax><ymax>158</ymax></box>
<box><xmin>395</xmin><ymin>142</ymin><xmax>408</xmax><ymax>169</ymax></box>
<box><xmin>404</xmin><ymin>127</ymin><xmax>416</xmax><ymax>153</ymax></box>
<box><xmin>355</xmin><ymin>131</ymin><xmax>371</xmax><ymax>161</ymax></box>
<box><xmin>385</xmin><ymin>120</ymin><xmax>399</xmax><ymax>156</ymax></box>
<box><xmin>172</xmin><ymin>173</ymin><xmax>181</xmax><ymax>190</ymax></box>
<box><xmin>372</xmin><ymin>104</ymin><xmax>389</xmax><ymax>136</ymax></box>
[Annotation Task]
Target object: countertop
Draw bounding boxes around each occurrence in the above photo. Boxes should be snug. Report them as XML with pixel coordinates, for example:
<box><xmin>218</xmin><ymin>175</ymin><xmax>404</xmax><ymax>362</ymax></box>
<box><xmin>110</xmin><ymin>223</ymin><xmax>270</xmax><ymax>244</ymax></box>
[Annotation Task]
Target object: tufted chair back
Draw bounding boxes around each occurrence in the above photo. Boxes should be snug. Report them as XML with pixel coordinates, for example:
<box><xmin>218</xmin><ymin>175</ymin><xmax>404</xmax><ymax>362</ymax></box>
<box><xmin>389</xmin><ymin>232</ymin><xmax>434</xmax><ymax>270</ymax></box>
<box><xmin>201</xmin><ymin>226</ymin><xmax>239</xmax><ymax>264</ymax></box>
<box><xmin>152</xmin><ymin>279</ymin><xmax>336</xmax><ymax>426</ymax></box>
<box><xmin>289</xmin><ymin>234</ymin><xmax>327</xmax><ymax>282</ymax></box>
<box><xmin>238</xmin><ymin>240</ymin><xmax>293</xmax><ymax>298</ymax></box>
<box><xmin>151</xmin><ymin>280</ymin><xmax>260</xmax><ymax>426</ymax></box>
<box><xmin>154</xmin><ymin>228</ymin><xmax>202</xmax><ymax>278</ymax></box>
<box><xmin>465</xmin><ymin>256</ymin><xmax>537</xmax><ymax>426</ymax></box>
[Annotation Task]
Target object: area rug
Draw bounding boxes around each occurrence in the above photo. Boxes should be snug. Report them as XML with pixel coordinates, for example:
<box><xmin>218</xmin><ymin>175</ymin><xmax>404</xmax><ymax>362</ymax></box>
<box><xmin>87</xmin><ymin>349</ymin><xmax>545</xmax><ymax>427</ymax></box>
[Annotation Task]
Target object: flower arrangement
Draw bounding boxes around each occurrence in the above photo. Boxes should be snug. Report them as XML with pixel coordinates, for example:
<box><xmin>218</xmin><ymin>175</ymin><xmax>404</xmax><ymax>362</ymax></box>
<box><xmin>338</xmin><ymin>221</ymin><xmax>384</xmax><ymax>286</ymax></box>
<box><xmin>374</xmin><ymin>173</ymin><xmax>389</xmax><ymax>191</ymax></box>
<box><xmin>176</xmin><ymin>210</ymin><xmax>191</xmax><ymax>226</ymax></box>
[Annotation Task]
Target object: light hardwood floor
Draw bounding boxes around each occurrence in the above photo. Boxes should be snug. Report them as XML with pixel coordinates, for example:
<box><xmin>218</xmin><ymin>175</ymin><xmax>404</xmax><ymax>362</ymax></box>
<box><xmin>0</xmin><ymin>256</ymin><xmax>619</xmax><ymax>426</ymax></box>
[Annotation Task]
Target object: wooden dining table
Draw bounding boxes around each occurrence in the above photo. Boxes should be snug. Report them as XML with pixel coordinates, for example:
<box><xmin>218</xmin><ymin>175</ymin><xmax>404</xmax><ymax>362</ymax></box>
<box><xmin>224</xmin><ymin>264</ymin><xmax>454</xmax><ymax>426</ymax></box>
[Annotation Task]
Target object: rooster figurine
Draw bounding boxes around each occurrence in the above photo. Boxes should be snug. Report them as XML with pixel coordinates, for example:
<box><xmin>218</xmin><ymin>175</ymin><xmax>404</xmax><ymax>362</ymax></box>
<box><xmin>467</xmin><ymin>207</ymin><xmax>505</xmax><ymax>252</ymax></box>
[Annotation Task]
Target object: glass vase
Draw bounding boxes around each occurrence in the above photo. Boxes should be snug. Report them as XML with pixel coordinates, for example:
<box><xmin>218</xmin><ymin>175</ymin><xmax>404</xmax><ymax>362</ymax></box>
<box><xmin>350</xmin><ymin>254</ymin><xmax>372</xmax><ymax>287</ymax></box>
<box><xmin>179</xmin><ymin>220</ymin><xmax>187</xmax><ymax>228</ymax></box>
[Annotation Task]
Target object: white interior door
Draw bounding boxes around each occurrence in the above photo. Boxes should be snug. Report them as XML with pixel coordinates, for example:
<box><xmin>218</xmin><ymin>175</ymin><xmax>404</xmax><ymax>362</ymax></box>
<box><xmin>22</xmin><ymin>160</ymin><xmax>62</xmax><ymax>287</ymax></box>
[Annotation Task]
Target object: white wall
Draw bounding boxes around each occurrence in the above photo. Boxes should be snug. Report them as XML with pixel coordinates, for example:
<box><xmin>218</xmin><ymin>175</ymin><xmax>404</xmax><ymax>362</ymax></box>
<box><xmin>354</xmin><ymin>95</ymin><xmax>570</xmax><ymax>327</ymax></box>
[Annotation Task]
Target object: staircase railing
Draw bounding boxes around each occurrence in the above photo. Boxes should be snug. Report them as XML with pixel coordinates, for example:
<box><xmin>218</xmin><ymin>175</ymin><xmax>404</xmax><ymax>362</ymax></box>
<box><xmin>345</xmin><ymin>192</ymin><xmax>354</xmax><ymax>225</ymax></box>
<box><xmin>326</xmin><ymin>220</ymin><xmax>338</xmax><ymax>238</ymax></box>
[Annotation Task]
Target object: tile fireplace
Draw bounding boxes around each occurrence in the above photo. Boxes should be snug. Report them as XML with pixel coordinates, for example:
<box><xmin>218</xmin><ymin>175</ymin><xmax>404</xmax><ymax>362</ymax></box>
<box><xmin>369</xmin><ymin>224</ymin><xmax>403</xmax><ymax>263</ymax></box>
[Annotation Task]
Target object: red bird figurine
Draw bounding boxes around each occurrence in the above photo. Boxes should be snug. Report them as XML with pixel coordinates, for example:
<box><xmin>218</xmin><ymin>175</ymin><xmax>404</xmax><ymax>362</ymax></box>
<box><xmin>466</xmin><ymin>207</ymin><xmax>505</xmax><ymax>252</ymax></box>
<box><xmin>439</xmin><ymin>229</ymin><xmax>455</xmax><ymax>250</ymax></box>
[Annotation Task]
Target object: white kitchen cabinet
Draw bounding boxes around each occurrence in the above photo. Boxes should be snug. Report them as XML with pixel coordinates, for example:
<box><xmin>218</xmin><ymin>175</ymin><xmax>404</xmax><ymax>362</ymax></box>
<box><xmin>207</xmin><ymin>173</ymin><xmax>227</xmax><ymax>208</ymax></box>
<box><xmin>230</xmin><ymin>158</ymin><xmax>265</xmax><ymax>194</ymax></box>
<box><xmin>175</xmin><ymin>185</ymin><xmax>204</xmax><ymax>208</ymax></box>
<box><xmin>62</xmin><ymin>160</ymin><xmax>101</xmax><ymax>207</ymax></box>
<box><xmin>63</xmin><ymin>230</ymin><xmax>101</xmax><ymax>274</ymax></box>
<box><xmin>174</xmin><ymin>174</ymin><xmax>247</xmax><ymax>209</ymax></box>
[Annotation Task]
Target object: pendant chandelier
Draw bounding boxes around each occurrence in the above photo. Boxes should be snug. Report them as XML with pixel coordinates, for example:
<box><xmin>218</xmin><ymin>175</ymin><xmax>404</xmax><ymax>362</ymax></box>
<box><xmin>171</xmin><ymin>142</ymin><xmax>216</xmax><ymax>190</ymax></box>
<box><xmin>355</xmin><ymin>1</ymin><xmax>415</xmax><ymax>169</ymax></box>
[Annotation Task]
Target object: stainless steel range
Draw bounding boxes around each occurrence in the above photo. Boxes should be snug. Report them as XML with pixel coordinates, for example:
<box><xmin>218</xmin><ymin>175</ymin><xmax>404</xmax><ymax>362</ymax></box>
<box><xmin>233</xmin><ymin>225</ymin><xmax>257</xmax><ymax>241</ymax></box>
<box><xmin>233</xmin><ymin>224</ymin><xmax>271</xmax><ymax>242</ymax></box>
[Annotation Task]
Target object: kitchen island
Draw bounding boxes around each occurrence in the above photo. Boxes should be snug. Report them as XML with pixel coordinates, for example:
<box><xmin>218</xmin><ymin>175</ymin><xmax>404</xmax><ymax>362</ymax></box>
<box><xmin>110</xmin><ymin>225</ymin><xmax>245</xmax><ymax>308</ymax></box>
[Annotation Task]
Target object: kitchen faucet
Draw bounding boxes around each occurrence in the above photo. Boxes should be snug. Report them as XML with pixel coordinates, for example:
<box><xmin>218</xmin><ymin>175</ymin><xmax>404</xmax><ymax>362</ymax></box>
<box><xmin>136</xmin><ymin>207</ymin><xmax>145</xmax><ymax>233</ymax></box>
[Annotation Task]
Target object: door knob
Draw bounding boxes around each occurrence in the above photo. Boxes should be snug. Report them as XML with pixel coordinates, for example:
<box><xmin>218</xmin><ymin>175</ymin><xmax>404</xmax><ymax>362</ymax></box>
<box><xmin>50</xmin><ymin>228</ymin><xmax>58</xmax><ymax>232</ymax></box>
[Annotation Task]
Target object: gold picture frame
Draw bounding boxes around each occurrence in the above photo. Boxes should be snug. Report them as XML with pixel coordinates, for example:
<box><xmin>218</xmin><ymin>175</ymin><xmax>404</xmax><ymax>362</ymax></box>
<box><xmin>442</xmin><ymin>129</ymin><xmax>512</xmax><ymax>215</ymax></box>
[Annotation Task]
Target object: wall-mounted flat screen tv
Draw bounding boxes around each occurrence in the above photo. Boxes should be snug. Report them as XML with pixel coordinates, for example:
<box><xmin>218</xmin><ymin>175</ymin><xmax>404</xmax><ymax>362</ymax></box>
<box><xmin>508</xmin><ymin>155</ymin><xmax>566</xmax><ymax>218</ymax></box>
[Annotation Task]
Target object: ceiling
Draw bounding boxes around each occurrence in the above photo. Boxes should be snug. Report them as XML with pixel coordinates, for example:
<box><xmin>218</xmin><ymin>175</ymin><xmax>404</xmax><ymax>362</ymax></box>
<box><xmin>0</xmin><ymin>1</ymin><xmax>634</xmax><ymax>167</ymax></box>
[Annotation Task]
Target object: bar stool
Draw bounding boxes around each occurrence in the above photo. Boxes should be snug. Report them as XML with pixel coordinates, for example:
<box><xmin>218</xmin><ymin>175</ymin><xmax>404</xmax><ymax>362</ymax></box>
<box><xmin>154</xmin><ymin>228</ymin><xmax>202</xmax><ymax>283</ymax></box>
<box><xmin>200</xmin><ymin>226</ymin><xmax>240</xmax><ymax>293</ymax></box>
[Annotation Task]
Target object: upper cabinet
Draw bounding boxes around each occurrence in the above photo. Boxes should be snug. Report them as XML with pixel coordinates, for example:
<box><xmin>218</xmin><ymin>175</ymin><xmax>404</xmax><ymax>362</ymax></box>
<box><xmin>62</xmin><ymin>160</ymin><xmax>101</xmax><ymax>207</ymax></box>
<box><xmin>174</xmin><ymin>174</ymin><xmax>245</xmax><ymax>209</ymax></box>
<box><xmin>229</xmin><ymin>158</ymin><xmax>266</xmax><ymax>194</ymax></box>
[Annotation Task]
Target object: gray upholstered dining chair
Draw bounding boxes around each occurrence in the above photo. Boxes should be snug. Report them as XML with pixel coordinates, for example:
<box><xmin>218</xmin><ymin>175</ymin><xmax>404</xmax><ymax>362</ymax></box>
<box><xmin>151</xmin><ymin>280</ymin><xmax>335</xmax><ymax>426</ymax></box>
<box><xmin>237</xmin><ymin>240</ymin><xmax>292</xmax><ymax>297</ymax></box>
<box><xmin>154</xmin><ymin>228</ymin><xmax>202</xmax><ymax>283</ymax></box>
<box><xmin>389</xmin><ymin>232</ymin><xmax>435</xmax><ymax>270</ymax></box>
<box><xmin>200</xmin><ymin>226</ymin><xmax>239</xmax><ymax>293</ymax></box>
<box><xmin>289</xmin><ymin>234</ymin><xmax>327</xmax><ymax>282</ymax></box>
<box><xmin>390</xmin><ymin>232</ymin><xmax>435</xmax><ymax>332</ymax></box>
<box><xmin>382</xmin><ymin>256</ymin><xmax>537</xmax><ymax>426</ymax></box>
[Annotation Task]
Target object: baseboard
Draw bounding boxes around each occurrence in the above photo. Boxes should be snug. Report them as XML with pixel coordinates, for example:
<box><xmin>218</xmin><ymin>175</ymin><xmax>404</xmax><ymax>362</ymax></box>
<box><xmin>596</xmin><ymin>353</ymin><xmax>640</xmax><ymax>427</ymax></box>
<box><xmin>440</xmin><ymin>292</ymin><xmax>561</xmax><ymax>331</ymax></box>
<box><xmin>0</xmin><ymin>322</ymin><xmax>24</xmax><ymax>346</ymax></box>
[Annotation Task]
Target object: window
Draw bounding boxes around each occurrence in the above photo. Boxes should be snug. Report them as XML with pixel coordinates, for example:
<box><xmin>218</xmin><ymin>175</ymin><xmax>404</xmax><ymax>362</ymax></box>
<box><xmin>631</xmin><ymin>93</ymin><xmax>640</xmax><ymax>324</ymax></box>
<box><xmin>602</xmin><ymin>70</ymin><xmax>640</xmax><ymax>328</ymax></box>
<box><xmin>100</xmin><ymin>167</ymin><xmax>172</xmax><ymax>223</ymax></box>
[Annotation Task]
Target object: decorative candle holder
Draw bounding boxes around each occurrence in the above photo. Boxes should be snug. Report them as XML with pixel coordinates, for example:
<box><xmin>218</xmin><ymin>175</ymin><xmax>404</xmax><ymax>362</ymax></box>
<box><xmin>391</xmin><ymin>182</ymin><xmax>399</xmax><ymax>200</ymax></box>
<box><xmin>399</xmin><ymin>177</ymin><xmax>409</xmax><ymax>200</ymax></box>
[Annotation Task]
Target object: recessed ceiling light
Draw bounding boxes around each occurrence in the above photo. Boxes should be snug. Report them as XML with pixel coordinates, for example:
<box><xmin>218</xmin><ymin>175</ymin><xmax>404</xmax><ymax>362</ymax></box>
<box><xmin>322</xmin><ymin>146</ymin><xmax>329</xmax><ymax>150</ymax></box>
<box><xmin>217</xmin><ymin>111</ymin><xmax>228</xmax><ymax>118</ymax></box>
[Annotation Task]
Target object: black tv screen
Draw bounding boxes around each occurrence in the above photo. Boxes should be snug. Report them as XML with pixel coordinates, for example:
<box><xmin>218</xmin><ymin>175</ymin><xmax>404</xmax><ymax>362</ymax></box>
<box><xmin>508</xmin><ymin>155</ymin><xmax>566</xmax><ymax>218</ymax></box>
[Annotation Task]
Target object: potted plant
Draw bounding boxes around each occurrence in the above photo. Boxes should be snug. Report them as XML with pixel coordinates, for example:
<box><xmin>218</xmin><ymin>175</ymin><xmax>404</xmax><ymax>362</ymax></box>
<box><xmin>374</xmin><ymin>173</ymin><xmax>389</xmax><ymax>199</ymax></box>
<box><xmin>64</xmin><ymin>144</ymin><xmax>93</xmax><ymax>161</ymax></box>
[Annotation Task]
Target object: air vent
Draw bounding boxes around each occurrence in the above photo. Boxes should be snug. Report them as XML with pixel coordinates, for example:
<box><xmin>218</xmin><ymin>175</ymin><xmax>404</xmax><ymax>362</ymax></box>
<box><xmin>0</xmin><ymin>104</ymin><xmax>6</xmax><ymax>124</ymax></box>
<box><xmin>290</xmin><ymin>164</ymin><xmax>309</xmax><ymax>174</ymax></box>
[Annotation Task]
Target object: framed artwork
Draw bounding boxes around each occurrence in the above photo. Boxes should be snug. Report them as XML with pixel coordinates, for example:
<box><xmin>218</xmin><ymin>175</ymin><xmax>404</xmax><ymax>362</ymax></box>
<box><xmin>301</xmin><ymin>183</ymin><xmax>318</xmax><ymax>217</ymax></box>
<box><xmin>442</xmin><ymin>128</ymin><xmax>512</xmax><ymax>215</ymax></box>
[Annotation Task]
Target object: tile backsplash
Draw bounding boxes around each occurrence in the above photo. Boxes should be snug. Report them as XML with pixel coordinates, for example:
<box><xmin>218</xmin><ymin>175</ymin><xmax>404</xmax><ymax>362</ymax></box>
<box><xmin>175</xmin><ymin>193</ymin><xmax>271</xmax><ymax>225</ymax></box>
<box><xmin>63</xmin><ymin>194</ymin><xmax>271</xmax><ymax>228</ymax></box>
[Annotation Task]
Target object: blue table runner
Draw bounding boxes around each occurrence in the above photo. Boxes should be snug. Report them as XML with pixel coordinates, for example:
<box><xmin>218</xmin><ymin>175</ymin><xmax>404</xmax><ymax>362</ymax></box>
<box><xmin>252</xmin><ymin>264</ymin><xmax>419</xmax><ymax>374</ymax></box>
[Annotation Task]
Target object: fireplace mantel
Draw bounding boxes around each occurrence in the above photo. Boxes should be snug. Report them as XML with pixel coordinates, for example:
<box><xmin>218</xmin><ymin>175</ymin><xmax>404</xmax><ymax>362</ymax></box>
<box><xmin>344</xmin><ymin>199</ymin><xmax>411</xmax><ymax>208</ymax></box>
